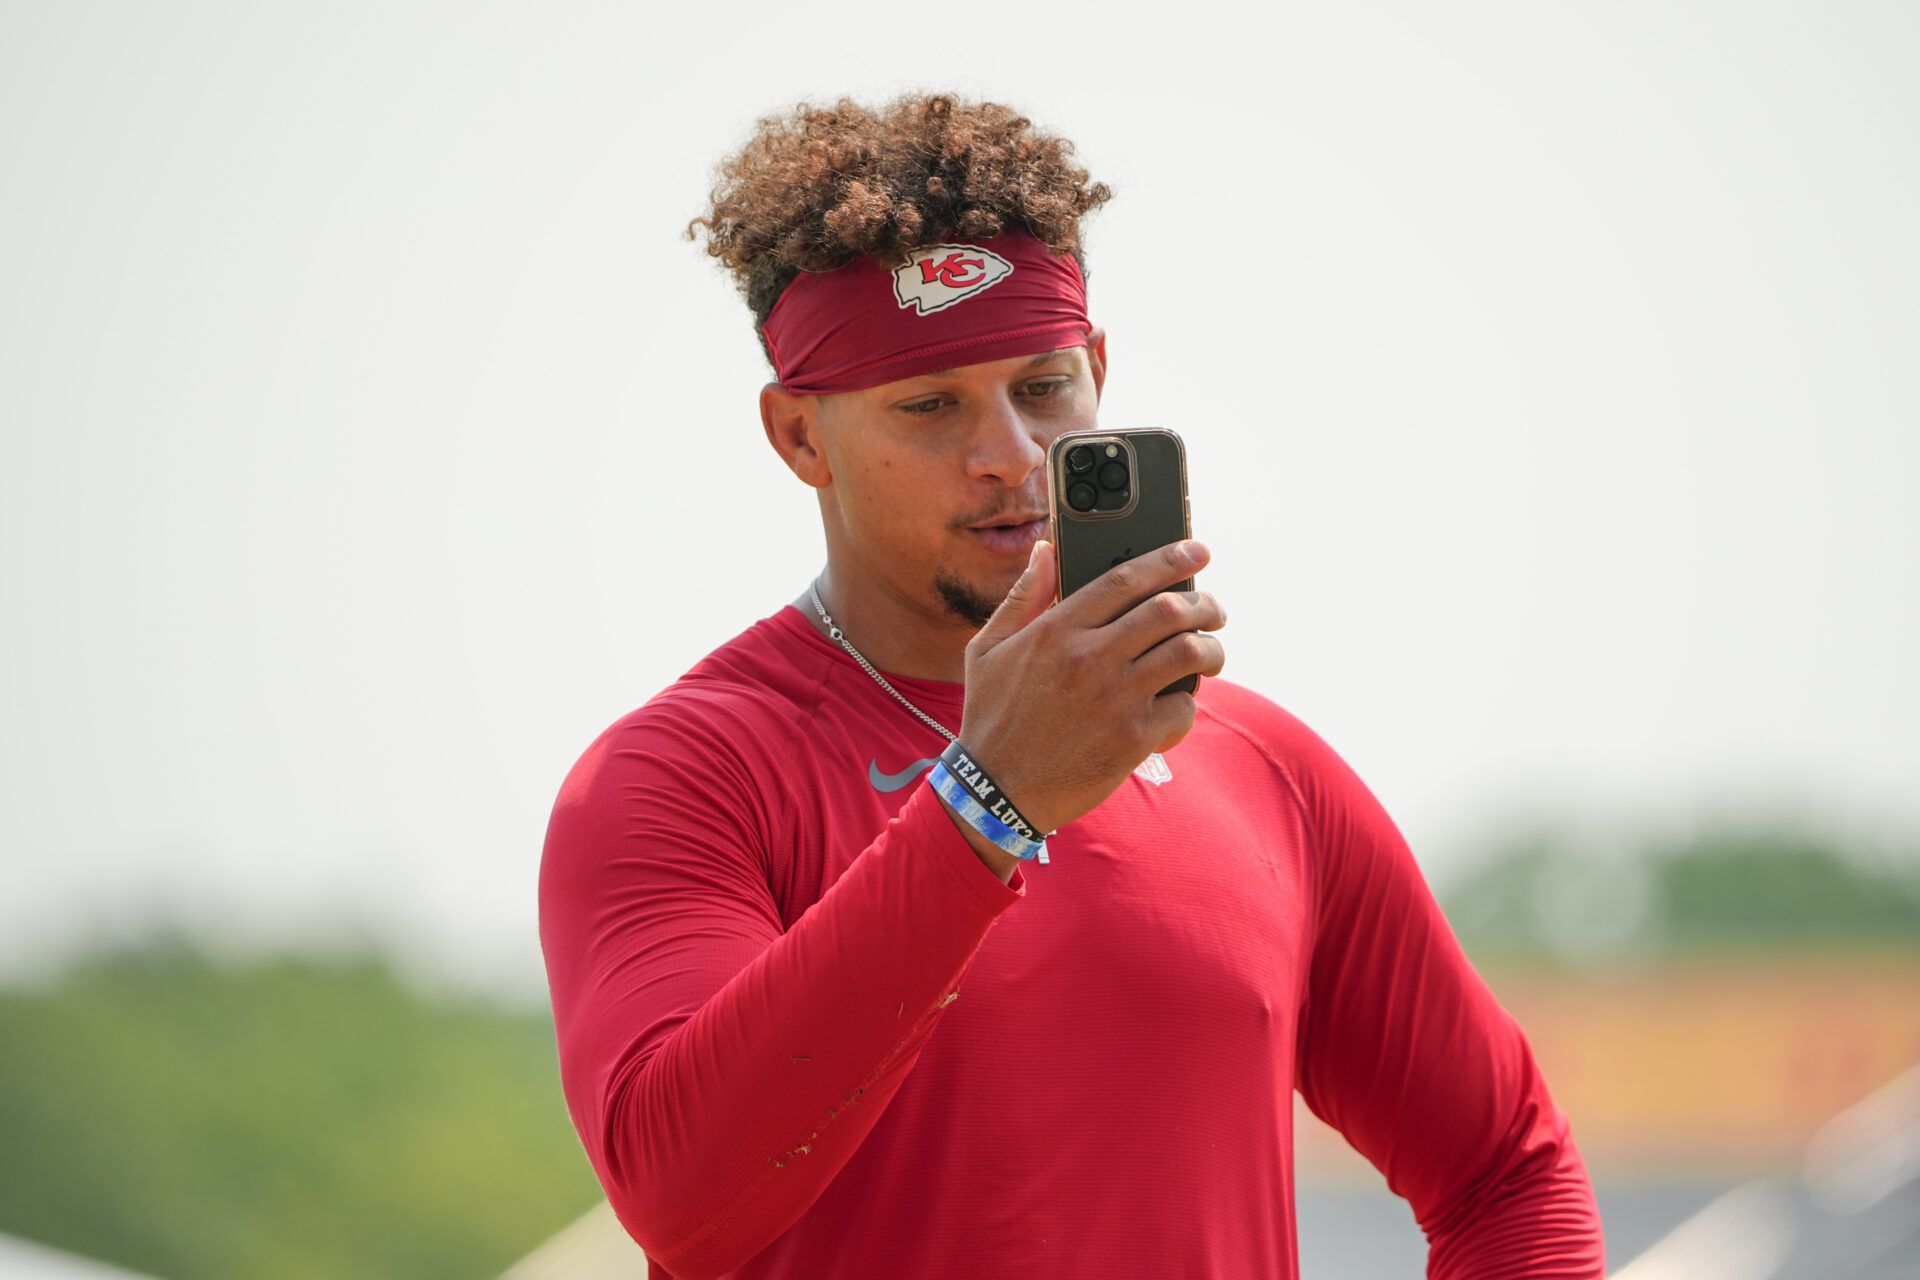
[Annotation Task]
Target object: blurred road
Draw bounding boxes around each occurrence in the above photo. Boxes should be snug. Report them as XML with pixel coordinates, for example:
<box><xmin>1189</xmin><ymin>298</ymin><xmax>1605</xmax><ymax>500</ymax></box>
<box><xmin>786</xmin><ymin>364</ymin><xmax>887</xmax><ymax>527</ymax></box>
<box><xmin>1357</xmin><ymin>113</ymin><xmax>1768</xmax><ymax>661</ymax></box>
<box><xmin>1296</xmin><ymin>1180</ymin><xmax>1920</xmax><ymax>1277</ymax></box>
<box><xmin>1298</xmin><ymin>1062</ymin><xmax>1920</xmax><ymax>1278</ymax></box>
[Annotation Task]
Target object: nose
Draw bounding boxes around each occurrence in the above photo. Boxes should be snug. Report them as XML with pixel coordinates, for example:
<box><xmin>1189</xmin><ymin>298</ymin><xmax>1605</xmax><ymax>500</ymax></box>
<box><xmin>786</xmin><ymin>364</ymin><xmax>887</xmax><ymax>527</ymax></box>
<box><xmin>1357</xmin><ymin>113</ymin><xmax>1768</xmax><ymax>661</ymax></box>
<box><xmin>964</xmin><ymin>391</ymin><xmax>1047</xmax><ymax>487</ymax></box>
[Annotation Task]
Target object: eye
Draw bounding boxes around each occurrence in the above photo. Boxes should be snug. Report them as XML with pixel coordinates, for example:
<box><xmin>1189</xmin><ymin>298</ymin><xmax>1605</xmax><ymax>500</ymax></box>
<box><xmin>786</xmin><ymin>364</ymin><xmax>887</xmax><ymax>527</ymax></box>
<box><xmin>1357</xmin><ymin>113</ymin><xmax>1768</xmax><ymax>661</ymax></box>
<box><xmin>900</xmin><ymin>395</ymin><xmax>947</xmax><ymax>415</ymax></box>
<box><xmin>1020</xmin><ymin>379</ymin><xmax>1069</xmax><ymax>399</ymax></box>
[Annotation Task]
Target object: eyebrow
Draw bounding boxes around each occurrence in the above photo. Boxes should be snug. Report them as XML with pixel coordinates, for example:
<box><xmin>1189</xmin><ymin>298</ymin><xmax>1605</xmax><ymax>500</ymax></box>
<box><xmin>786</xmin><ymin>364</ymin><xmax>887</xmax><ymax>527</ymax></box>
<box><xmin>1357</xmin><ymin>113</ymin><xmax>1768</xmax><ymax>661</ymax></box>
<box><xmin>923</xmin><ymin>346</ymin><xmax>1079</xmax><ymax>378</ymax></box>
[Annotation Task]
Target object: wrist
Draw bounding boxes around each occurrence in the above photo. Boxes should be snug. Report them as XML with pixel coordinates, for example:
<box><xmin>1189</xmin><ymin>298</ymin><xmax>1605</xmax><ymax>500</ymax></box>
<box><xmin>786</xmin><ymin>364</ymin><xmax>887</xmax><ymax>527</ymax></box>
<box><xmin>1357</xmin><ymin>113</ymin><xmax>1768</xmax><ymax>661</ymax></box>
<box><xmin>935</xmin><ymin>741</ymin><xmax>1053</xmax><ymax>846</ymax></box>
<box><xmin>926</xmin><ymin>747</ymin><xmax>1050</xmax><ymax>866</ymax></box>
<box><xmin>932</xmin><ymin>788</ymin><xmax>1023</xmax><ymax>884</ymax></box>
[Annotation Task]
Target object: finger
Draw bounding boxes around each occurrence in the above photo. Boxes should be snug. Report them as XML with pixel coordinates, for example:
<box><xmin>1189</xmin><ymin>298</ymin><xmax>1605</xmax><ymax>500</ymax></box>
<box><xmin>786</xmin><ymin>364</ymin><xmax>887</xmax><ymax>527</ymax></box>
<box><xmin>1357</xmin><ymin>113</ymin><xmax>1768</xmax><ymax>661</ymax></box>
<box><xmin>968</xmin><ymin>538</ymin><xmax>1057</xmax><ymax>658</ymax></box>
<box><xmin>1107</xmin><ymin>589</ymin><xmax>1228</xmax><ymax>661</ymax></box>
<box><xmin>1130</xmin><ymin>629</ymin><xmax>1226</xmax><ymax>696</ymax></box>
<box><xmin>1053</xmin><ymin>538</ymin><xmax>1210</xmax><ymax>629</ymax></box>
<box><xmin>1140</xmin><ymin>688</ymin><xmax>1200</xmax><ymax>756</ymax></box>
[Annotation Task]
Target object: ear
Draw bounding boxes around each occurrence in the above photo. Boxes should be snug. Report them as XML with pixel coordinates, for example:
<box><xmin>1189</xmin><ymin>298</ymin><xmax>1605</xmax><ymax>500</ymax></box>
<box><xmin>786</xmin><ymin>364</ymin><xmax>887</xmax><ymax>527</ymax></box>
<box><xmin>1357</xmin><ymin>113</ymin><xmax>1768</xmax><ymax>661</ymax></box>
<box><xmin>760</xmin><ymin>383</ymin><xmax>832</xmax><ymax>488</ymax></box>
<box><xmin>1086</xmin><ymin>326</ymin><xmax>1108</xmax><ymax>401</ymax></box>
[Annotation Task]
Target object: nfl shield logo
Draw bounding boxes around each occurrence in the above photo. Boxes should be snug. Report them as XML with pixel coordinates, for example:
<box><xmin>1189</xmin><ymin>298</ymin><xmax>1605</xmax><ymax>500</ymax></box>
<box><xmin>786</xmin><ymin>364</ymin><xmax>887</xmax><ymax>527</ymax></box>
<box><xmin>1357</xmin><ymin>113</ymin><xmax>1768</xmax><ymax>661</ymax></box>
<box><xmin>1134</xmin><ymin>752</ymin><xmax>1173</xmax><ymax>785</ymax></box>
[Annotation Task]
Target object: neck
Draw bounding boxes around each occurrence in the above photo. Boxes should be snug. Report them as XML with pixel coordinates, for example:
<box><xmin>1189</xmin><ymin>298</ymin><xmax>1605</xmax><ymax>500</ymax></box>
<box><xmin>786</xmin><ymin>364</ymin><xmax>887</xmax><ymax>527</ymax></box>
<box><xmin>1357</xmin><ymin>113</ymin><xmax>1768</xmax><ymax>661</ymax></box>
<box><xmin>791</xmin><ymin>558</ymin><xmax>975</xmax><ymax>685</ymax></box>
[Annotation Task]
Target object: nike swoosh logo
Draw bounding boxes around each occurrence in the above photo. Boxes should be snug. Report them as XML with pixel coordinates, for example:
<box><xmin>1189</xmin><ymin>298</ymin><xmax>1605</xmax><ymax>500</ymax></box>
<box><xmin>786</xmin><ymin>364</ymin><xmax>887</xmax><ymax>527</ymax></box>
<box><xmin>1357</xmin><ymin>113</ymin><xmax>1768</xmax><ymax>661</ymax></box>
<box><xmin>869</xmin><ymin>757</ymin><xmax>939</xmax><ymax>792</ymax></box>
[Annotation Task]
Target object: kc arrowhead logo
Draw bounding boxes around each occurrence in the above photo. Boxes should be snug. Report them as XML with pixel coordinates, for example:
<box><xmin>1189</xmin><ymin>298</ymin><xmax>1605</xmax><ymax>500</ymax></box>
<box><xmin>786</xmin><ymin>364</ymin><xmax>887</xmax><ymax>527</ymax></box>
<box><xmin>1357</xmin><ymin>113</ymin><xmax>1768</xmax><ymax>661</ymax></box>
<box><xmin>893</xmin><ymin>243</ymin><xmax>1014</xmax><ymax>315</ymax></box>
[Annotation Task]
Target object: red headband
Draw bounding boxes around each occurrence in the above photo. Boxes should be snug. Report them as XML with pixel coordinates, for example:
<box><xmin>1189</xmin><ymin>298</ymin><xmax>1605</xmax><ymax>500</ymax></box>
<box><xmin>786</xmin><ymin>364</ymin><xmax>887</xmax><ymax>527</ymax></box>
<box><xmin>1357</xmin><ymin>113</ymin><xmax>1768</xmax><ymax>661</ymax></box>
<box><xmin>761</xmin><ymin>229</ymin><xmax>1093</xmax><ymax>395</ymax></box>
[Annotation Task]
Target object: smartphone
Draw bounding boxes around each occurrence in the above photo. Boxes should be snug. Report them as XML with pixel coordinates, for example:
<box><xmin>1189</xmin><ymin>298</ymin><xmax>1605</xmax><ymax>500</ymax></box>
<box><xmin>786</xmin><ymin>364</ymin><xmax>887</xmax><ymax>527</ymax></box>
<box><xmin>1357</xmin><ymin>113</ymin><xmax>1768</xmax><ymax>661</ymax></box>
<box><xmin>1044</xmin><ymin>427</ymin><xmax>1197</xmax><ymax>697</ymax></box>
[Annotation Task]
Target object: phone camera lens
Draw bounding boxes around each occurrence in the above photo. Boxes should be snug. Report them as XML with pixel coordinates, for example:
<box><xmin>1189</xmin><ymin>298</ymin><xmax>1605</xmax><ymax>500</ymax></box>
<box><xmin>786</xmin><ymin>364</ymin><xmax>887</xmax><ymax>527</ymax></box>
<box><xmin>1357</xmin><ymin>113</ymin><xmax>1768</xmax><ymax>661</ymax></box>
<box><xmin>1066</xmin><ymin>481</ymin><xmax>1098</xmax><ymax>512</ymax></box>
<box><xmin>1066</xmin><ymin>445</ymin><xmax>1095</xmax><ymax>474</ymax></box>
<box><xmin>1097</xmin><ymin>460</ymin><xmax>1129</xmax><ymax>492</ymax></box>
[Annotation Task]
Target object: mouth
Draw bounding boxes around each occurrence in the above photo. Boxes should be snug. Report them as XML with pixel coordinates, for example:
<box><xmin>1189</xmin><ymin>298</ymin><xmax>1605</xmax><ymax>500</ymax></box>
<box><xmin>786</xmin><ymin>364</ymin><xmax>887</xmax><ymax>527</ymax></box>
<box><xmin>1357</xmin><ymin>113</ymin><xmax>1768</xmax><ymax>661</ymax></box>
<box><xmin>966</xmin><ymin>514</ymin><xmax>1049</xmax><ymax>555</ymax></box>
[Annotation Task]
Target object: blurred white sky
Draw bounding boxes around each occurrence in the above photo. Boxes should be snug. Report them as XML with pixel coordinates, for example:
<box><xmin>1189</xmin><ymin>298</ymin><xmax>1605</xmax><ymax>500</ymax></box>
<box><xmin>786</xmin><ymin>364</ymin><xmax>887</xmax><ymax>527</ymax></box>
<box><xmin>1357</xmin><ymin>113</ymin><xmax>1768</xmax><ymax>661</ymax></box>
<box><xmin>2</xmin><ymin>2</ymin><xmax>1915</xmax><ymax>1001</ymax></box>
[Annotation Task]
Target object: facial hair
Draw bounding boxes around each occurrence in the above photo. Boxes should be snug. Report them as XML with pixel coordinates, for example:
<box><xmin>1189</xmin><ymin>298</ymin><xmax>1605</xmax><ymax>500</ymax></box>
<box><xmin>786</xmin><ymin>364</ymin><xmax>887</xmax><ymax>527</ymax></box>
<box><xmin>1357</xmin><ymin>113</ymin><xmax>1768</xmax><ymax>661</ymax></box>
<box><xmin>932</xmin><ymin>568</ymin><xmax>1003</xmax><ymax>630</ymax></box>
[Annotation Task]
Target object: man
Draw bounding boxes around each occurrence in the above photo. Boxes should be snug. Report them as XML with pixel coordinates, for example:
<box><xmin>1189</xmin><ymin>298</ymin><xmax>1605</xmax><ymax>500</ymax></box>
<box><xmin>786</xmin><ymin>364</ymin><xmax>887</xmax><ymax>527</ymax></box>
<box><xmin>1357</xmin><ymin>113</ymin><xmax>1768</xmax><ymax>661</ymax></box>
<box><xmin>539</xmin><ymin>93</ymin><xmax>1604</xmax><ymax>1278</ymax></box>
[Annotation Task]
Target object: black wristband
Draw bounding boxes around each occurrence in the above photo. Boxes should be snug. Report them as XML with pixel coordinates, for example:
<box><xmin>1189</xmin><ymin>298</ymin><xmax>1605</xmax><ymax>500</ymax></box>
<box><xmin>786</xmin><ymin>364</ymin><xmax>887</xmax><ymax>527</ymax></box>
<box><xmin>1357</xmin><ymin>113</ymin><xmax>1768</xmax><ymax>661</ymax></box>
<box><xmin>938</xmin><ymin>740</ymin><xmax>1052</xmax><ymax>843</ymax></box>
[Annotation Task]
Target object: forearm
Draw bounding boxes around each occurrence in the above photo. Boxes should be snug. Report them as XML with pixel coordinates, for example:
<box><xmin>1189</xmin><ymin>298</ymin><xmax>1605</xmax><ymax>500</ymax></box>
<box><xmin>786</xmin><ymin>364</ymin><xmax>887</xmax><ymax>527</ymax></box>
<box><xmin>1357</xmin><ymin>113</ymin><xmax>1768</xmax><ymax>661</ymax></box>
<box><xmin>595</xmin><ymin>782</ymin><xmax>1023</xmax><ymax>1277</ymax></box>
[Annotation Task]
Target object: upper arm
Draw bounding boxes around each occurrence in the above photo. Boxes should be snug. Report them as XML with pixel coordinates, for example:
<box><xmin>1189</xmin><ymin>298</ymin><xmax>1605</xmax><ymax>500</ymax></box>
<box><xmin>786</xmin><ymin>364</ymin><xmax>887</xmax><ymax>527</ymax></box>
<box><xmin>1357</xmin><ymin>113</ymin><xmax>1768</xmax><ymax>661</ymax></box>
<box><xmin>538</xmin><ymin>697</ymin><xmax>787</xmax><ymax>1186</ymax></box>
<box><xmin>1284</xmin><ymin>714</ymin><xmax>1540</xmax><ymax>1213</ymax></box>
<box><xmin>1199</xmin><ymin>689</ymin><xmax>1572</xmax><ymax>1237</ymax></box>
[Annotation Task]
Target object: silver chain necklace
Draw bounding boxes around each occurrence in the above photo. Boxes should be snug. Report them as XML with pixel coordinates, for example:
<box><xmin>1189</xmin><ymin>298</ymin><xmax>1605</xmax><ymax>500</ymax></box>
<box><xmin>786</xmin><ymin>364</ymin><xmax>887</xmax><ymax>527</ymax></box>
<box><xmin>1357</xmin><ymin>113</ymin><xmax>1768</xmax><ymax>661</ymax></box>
<box><xmin>808</xmin><ymin>577</ymin><xmax>958</xmax><ymax>744</ymax></box>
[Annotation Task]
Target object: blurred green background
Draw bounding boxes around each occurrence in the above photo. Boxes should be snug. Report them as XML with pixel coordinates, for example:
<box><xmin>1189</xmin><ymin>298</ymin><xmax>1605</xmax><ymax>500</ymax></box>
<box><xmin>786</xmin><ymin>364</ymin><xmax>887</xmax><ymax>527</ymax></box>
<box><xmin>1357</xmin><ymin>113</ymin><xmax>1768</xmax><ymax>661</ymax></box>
<box><xmin>0</xmin><ymin>938</ymin><xmax>599</xmax><ymax>1278</ymax></box>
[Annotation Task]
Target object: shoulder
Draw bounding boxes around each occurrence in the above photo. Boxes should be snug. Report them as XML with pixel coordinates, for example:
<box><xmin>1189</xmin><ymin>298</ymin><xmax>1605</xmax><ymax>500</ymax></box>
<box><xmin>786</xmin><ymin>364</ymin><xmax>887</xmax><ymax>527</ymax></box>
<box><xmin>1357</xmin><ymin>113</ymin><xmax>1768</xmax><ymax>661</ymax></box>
<box><xmin>1196</xmin><ymin>675</ymin><xmax>1312</xmax><ymax>744</ymax></box>
<box><xmin>549</xmin><ymin>611</ymin><xmax>827</xmax><ymax>818</ymax></box>
<box><xmin>1195</xmin><ymin>677</ymin><xmax>1383</xmax><ymax>819</ymax></box>
<box><xmin>1194</xmin><ymin>677</ymin><xmax>1320</xmax><ymax>788</ymax></box>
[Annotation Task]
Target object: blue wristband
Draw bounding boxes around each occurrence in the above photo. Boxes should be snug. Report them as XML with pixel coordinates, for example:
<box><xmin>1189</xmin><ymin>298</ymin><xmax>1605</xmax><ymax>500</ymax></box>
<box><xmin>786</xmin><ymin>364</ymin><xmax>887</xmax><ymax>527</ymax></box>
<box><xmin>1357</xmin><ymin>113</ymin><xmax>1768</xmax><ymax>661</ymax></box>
<box><xmin>927</xmin><ymin>761</ymin><xmax>1051</xmax><ymax>864</ymax></box>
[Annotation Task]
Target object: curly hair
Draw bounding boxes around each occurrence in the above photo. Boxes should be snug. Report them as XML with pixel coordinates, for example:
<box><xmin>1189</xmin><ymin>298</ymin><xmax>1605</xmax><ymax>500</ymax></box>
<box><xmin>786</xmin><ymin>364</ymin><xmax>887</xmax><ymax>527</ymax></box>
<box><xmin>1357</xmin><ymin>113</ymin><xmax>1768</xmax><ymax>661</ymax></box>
<box><xmin>687</xmin><ymin>93</ymin><xmax>1113</xmax><ymax>362</ymax></box>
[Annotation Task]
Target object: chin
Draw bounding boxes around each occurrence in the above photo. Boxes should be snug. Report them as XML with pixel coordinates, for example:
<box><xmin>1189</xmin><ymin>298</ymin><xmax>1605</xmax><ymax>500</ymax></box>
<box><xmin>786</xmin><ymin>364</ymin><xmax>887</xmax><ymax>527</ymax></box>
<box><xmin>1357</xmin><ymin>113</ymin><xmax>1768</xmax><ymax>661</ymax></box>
<box><xmin>931</xmin><ymin>567</ymin><xmax>1003</xmax><ymax>630</ymax></box>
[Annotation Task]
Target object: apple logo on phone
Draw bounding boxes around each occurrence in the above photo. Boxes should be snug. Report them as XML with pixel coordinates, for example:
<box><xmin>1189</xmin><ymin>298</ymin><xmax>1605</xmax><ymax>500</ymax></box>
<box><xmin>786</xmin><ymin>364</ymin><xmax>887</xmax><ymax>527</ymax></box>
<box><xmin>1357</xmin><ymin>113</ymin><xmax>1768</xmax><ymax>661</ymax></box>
<box><xmin>1109</xmin><ymin>547</ymin><xmax>1134</xmax><ymax>568</ymax></box>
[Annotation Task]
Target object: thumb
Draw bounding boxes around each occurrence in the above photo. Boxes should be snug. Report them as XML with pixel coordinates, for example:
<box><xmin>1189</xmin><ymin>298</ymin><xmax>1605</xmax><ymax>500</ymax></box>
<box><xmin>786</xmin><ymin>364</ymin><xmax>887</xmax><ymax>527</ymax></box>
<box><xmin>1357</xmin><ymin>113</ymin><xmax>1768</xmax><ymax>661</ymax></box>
<box><xmin>972</xmin><ymin>538</ymin><xmax>1056</xmax><ymax>654</ymax></box>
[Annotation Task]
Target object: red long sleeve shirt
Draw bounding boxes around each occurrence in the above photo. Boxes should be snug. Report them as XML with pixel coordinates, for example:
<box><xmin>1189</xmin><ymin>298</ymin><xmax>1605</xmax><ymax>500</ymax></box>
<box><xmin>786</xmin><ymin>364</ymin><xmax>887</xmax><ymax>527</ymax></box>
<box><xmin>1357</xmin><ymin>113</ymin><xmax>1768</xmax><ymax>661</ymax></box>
<box><xmin>538</xmin><ymin>603</ymin><xmax>1605</xmax><ymax>1278</ymax></box>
